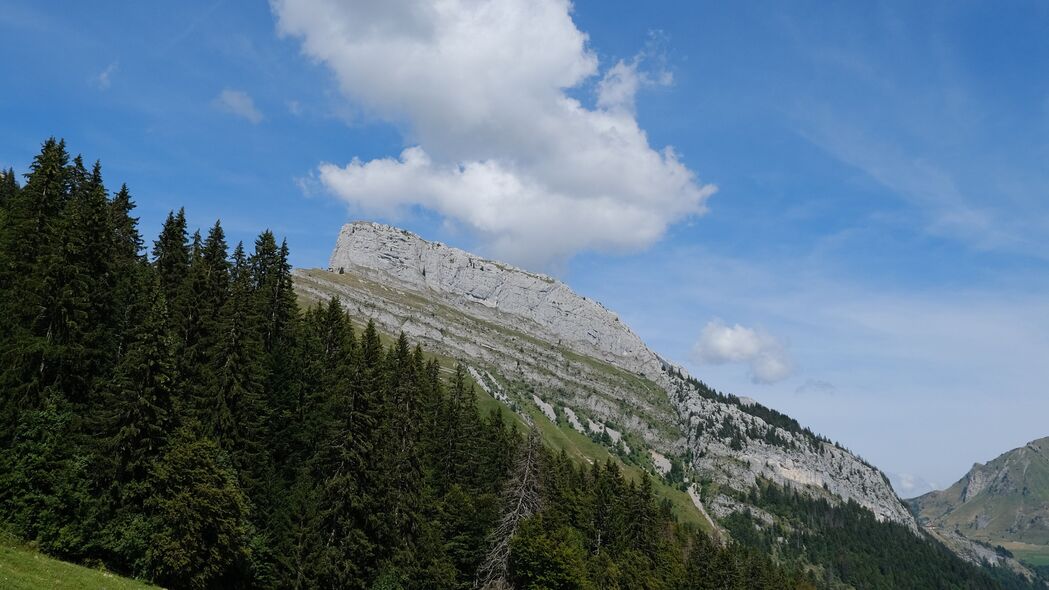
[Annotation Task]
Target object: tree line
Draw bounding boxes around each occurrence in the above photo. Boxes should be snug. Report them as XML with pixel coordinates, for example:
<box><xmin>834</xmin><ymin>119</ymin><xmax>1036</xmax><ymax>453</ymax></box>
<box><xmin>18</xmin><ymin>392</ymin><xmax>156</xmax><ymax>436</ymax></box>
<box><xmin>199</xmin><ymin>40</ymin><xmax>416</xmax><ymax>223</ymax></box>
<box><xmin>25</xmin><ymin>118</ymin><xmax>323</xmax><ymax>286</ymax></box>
<box><xmin>0</xmin><ymin>139</ymin><xmax>816</xmax><ymax>588</ymax></box>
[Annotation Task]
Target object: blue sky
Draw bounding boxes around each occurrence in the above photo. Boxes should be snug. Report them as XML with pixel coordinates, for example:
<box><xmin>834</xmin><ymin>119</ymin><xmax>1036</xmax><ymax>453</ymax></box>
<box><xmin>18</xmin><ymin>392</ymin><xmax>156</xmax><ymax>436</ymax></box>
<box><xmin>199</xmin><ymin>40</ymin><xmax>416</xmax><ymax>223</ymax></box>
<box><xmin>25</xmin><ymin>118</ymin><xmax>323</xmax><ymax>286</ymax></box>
<box><xmin>3</xmin><ymin>0</ymin><xmax>1048</xmax><ymax>495</ymax></box>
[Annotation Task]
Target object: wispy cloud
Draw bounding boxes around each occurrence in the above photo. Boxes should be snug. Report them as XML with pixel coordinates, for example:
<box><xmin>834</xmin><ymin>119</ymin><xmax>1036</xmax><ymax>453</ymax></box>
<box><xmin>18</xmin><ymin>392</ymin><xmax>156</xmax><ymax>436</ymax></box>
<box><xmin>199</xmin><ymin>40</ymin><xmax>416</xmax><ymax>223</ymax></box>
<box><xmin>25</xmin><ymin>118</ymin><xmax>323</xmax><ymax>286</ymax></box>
<box><xmin>94</xmin><ymin>61</ymin><xmax>118</xmax><ymax>90</ymax></box>
<box><xmin>795</xmin><ymin>379</ymin><xmax>835</xmax><ymax>396</ymax></box>
<box><xmin>214</xmin><ymin>89</ymin><xmax>263</xmax><ymax>124</ymax></box>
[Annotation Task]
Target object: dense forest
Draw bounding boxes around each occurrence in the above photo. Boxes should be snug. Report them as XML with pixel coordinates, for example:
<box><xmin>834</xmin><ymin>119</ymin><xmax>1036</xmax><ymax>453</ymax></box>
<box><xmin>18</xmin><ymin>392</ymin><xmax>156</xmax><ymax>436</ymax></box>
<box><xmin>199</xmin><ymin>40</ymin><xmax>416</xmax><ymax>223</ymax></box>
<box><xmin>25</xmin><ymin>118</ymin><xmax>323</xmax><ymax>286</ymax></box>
<box><xmin>0</xmin><ymin>140</ymin><xmax>819</xmax><ymax>588</ymax></box>
<box><xmin>718</xmin><ymin>480</ymin><xmax>1042</xmax><ymax>590</ymax></box>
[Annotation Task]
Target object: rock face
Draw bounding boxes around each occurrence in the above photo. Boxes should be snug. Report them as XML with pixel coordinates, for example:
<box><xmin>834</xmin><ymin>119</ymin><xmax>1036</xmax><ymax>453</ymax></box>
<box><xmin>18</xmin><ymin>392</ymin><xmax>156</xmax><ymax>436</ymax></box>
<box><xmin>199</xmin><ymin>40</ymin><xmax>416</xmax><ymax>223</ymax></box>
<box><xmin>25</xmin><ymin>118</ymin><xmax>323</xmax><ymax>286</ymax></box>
<box><xmin>671</xmin><ymin>385</ymin><xmax>915</xmax><ymax>526</ymax></box>
<box><xmin>909</xmin><ymin>437</ymin><xmax>1049</xmax><ymax>548</ymax></box>
<box><xmin>329</xmin><ymin>222</ymin><xmax>664</xmax><ymax>379</ymax></box>
<box><xmin>302</xmin><ymin>221</ymin><xmax>917</xmax><ymax>532</ymax></box>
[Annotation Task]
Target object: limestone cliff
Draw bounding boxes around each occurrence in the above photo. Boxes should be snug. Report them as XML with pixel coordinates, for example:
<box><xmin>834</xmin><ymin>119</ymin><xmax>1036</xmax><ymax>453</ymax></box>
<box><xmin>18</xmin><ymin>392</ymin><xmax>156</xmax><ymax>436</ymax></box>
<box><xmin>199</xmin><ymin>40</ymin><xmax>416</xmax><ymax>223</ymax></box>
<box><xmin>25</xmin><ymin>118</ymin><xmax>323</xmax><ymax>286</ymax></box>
<box><xmin>299</xmin><ymin>221</ymin><xmax>917</xmax><ymax>534</ymax></box>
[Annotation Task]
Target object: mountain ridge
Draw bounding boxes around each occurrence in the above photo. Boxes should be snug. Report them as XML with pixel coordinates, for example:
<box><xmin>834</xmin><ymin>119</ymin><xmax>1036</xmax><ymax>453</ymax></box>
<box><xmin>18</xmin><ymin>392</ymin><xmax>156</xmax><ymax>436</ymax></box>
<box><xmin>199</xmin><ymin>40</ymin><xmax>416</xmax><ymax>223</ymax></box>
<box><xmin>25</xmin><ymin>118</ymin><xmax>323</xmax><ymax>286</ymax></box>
<box><xmin>909</xmin><ymin>436</ymin><xmax>1049</xmax><ymax>567</ymax></box>
<box><xmin>299</xmin><ymin>221</ymin><xmax>917</xmax><ymax>530</ymax></box>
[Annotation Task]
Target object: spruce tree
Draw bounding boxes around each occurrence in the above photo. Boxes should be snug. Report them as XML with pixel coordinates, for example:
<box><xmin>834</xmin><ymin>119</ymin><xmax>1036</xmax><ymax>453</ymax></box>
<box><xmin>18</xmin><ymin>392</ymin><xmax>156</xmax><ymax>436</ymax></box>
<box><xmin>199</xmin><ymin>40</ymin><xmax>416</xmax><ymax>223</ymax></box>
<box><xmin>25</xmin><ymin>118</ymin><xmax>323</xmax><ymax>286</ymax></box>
<box><xmin>101</xmin><ymin>279</ymin><xmax>176</xmax><ymax>492</ymax></box>
<box><xmin>176</xmin><ymin>220</ymin><xmax>230</xmax><ymax>424</ymax></box>
<box><xmin>28</xmin><ymin>157</ymin><xmax>114</xmax><ymax>410</ymax></box>
<box><xmin>146</xmin><ymin>431</ymin><xmax>251</xmax><ymax>589</ymax></box>
<box><xmin>151</xmin><ymin>209</ymin><xmax>189</xmax><ymax>315</ymax></box>
<box><xmin>0</xmin><ymin>139</ymin><xmax>71</xmax><ymax>425</ymax></box>
<box><xmin>208</xmin><ymin>242</ymin><xmax>267</xmax><ymax>483</ymax></box>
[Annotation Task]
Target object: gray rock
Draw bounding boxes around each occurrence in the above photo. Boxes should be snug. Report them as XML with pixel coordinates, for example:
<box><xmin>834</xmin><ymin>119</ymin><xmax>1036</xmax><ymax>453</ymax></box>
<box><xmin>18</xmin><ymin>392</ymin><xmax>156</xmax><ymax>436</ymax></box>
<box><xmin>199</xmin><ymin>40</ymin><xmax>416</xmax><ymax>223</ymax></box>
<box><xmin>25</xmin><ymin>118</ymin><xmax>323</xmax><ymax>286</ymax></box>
<box><xmin>305</xmin><ymin>221</ymin><xmax>918</xmax><ymax>533</ymax></box>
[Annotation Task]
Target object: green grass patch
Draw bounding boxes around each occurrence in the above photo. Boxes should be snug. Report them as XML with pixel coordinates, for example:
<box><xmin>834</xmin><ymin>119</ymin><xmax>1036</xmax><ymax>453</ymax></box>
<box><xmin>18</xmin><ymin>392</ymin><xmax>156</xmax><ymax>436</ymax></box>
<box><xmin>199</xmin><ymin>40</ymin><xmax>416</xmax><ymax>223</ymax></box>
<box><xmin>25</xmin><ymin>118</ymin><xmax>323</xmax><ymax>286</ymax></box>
<box><xmin>1004</xmin><ymin>542</ymin><xmax>1049</xmax><ymax>566</ymax></box>
<box><xmin>297</xmin><ymin>269</ymin><xmax>711</xmax><ymax>534</ymax></box>
<box><xmin>0</xmin><ymin>536</ymin><xmax>155</xmax><ymax>590</ymax></box>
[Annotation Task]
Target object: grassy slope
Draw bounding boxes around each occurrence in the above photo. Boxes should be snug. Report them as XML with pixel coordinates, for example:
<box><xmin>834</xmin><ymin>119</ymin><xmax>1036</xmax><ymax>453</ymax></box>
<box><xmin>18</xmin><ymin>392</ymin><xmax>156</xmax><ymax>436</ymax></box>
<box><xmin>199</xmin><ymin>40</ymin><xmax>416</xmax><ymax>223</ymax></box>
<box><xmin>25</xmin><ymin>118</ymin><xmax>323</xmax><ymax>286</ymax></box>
<box><xmin>0</xmin><ymin>537</ymin><xmax>154</xmax><ymax>590</ymax></box>
<box><xmin>298</xmin><ymin>283</ymin><xmax>712</xmax><ymax>534</ymax></box>
<box><xmin>910</xmin><ymin>438</ymin><xmax>1049</xmax><ymax>549</ymax></box>
<box><xmin>1005</xmin><ymin>542</ymin><xmax>1049</xmax><ymax>567</ymax></box>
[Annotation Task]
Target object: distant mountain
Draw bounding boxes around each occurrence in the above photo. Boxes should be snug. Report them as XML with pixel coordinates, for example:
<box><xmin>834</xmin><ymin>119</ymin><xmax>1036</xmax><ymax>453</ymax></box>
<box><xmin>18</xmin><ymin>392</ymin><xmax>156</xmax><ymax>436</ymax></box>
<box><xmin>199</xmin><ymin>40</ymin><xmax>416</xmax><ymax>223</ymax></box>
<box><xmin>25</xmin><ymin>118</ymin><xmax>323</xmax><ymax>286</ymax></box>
<box><xmin>909</xmin><ymin>437</ymin><xmax>1049</xmax><ymax>567</ymax></box>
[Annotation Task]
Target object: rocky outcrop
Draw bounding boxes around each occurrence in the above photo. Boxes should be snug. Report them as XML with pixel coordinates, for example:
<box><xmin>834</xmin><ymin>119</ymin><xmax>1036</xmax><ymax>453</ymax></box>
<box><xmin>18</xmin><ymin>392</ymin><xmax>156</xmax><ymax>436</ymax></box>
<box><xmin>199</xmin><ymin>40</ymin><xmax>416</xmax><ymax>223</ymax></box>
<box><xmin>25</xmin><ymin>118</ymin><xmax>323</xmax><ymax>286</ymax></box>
<box><xmin>301</xmin><ymin>221</ymin><xmax>918</xmax><ymax>532</ymax></box>
<box><xmin>673</xmin><ymin>387</ymin><xmax>914</xmax><ymax>526</ymax></box>
<box><xmin>329</xmin><ymin>222</ymin><xmax>664</xmax><ymax>379</ymax></box>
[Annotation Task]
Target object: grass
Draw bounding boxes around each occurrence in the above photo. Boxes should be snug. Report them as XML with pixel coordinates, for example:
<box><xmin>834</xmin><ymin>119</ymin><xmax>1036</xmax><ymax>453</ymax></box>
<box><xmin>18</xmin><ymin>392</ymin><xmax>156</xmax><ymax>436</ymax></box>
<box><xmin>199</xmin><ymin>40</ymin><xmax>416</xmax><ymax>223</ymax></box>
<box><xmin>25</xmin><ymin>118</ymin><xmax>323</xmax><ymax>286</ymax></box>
<box><xmin>296</xmin><ymin>268</ymin><xmax>713</xmax><ymax>534</ymax></box>
<box><xmin>512</xmin><ymin>396</ymin><xmax>712</xmax><ymax>533</ymax></box>
<box><xmin>1003</xmin><ymin>541</ymin><xmax>1049</xmax><ymax>567</ymax></box>
<box><xmin>0</xmin><ymin>536</ymin><xmax>155</xmax><ymax>590</ymax></box>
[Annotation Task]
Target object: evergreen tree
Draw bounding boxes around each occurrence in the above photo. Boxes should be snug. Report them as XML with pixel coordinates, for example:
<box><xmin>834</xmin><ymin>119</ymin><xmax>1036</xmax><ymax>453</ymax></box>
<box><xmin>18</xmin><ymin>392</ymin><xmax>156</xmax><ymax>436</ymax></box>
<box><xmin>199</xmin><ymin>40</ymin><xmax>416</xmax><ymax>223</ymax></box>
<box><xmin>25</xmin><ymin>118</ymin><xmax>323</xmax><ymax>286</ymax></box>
<box><xmin>93</xmin><ymin>277</ymin><xmax>176</xmax><ymax>571</ymax></box>
<box><xmin>151</xmin><ymin>209</ymin><xmax>189</xmax><ymax>316</ymax></box>
<box><xmin>209</xmin><ymin>242</ymin><xmax>267</xmax><ymax>482</ymax></box>
<box><xmin>176</xmin><ymin>221</ymin><xmax>230</xmax><ymax>425</ymax></box>
<box><xmin>146</xmin><ymin>432</ymin><xmax>251</xmax><ymax>590</ymax></box>
<box><xmin>0</xmin><ymin>139</ymin><xmax>71</xmax><ymax>424</ymax></box>
<box><xmin>100</xmin><ymin>279</ymin><xmax>176</xmax><ymax>493</ymax></box>
<box><xmin>29</xmin><ymin>157</ymin><xmax>114</xmax><ymax>410</ymax></box>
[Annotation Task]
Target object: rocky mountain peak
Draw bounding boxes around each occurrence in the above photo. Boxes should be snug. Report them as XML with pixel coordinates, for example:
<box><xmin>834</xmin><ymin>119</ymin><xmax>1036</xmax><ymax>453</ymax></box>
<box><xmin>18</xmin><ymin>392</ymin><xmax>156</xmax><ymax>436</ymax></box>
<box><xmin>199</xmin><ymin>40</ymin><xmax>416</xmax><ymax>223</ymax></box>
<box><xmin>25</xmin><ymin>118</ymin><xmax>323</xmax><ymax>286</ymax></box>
<box><xmin>304</xmin><ymin>221</ymin><xmax>918</xmax><ymax>534</ymax></box>
<box><xmin>329</xmin><ymin>221</ymin><xmax>665</xmax><ymax>379</ymax></box>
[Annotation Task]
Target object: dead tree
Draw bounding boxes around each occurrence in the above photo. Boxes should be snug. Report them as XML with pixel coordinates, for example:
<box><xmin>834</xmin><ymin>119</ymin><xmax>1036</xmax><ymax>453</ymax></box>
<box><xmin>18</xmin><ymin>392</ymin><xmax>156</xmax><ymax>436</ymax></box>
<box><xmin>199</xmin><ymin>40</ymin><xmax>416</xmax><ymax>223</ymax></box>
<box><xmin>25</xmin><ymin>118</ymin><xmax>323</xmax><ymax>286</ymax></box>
<box><xmin>474</xmin><ymin>423</ymin><xmax>543</xmax><ymax>589</ymax></box>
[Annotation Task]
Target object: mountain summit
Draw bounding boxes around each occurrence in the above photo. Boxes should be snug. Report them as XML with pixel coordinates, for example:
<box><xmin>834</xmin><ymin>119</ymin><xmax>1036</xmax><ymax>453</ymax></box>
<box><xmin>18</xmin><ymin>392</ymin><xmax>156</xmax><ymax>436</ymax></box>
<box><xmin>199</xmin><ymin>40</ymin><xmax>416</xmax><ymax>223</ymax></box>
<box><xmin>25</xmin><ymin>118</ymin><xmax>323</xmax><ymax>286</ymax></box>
<box><xmin>296</xmin><ymin>221</ymin><xmax>914</xmax><ymax>529</ymax></box>
<box><xmin>910</xmin><ymin>437</ymin><xmax>1049</xmax><ymax>565</ymax></box>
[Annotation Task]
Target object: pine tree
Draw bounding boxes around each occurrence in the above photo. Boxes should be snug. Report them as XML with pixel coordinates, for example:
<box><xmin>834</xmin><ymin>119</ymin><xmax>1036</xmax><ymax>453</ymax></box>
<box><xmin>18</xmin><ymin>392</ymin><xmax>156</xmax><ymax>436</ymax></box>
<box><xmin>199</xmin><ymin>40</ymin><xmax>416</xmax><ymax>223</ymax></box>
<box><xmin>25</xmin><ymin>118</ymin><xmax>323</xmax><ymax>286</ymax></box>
<box><xmin>0</xmin><ymin>139</ymin><xmax>72</xmax><ymax>425</ymax></box>
<box><xmin>381</xmin><ymin>333</ymin><xmax>425</xmax><ymax>569</ymax></box>
<box><xmin>146</xmin><ymin>431</ymin><xmax>251</xmax><ymax>589</ymax></box>
<box><xmin>0</xmin><ymin>167</ymin><xmax>19</xmax><ymax>214</ymax></box>
<box><xmin>250</xmin><ymin>233</ymin><xmax>301</xmax><ymax>470</ymax></box>
<box><xmin>176</xmin><ymin>220</ymin><xmax>230</xmax><ymax>425</ymax></box>
<box><xmin>151</xmin><ymin>209</ymin><xmax>189</xmax><ymax>316</ymax></box>
<box><xmin>476</xmin><ymin>425</ymin><xmax>543</xmax><ymax>589</ymax></box>
<box><xmin>106</xmin><ymin>185</ymin><xmax>147</xmax><ymax>365</ymax></box>
<box><xmin>101</xmin><ymin>279</ymin><xmax>176</xmax><ymax>493</ymax></box>
<box><xmin>209</xmin><ymin>242</ymin><xmax>268</xmax><ymax>485</ymax></box>
<box><xmin>29</xmin><ymin>157</ymin><xmax>114</xmax><ymax>410</ymax></box>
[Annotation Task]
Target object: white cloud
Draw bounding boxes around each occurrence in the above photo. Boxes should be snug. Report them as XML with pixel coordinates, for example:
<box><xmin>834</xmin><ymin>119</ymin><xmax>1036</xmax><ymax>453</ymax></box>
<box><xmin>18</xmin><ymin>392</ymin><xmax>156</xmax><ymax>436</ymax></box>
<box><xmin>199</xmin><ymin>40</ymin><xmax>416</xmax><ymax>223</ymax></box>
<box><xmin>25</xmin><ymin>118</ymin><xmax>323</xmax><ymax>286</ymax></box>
<box><xmin>214</xmin><ymin>89</ymin><xmax>263</xmax><ymax>124</ymax></box>
<box><xmin>888</xmin><ymin>472</ymin><xmax>939</xmax><ymax>499</ymax></box>
<box><xmin>692</xmin><ymin>319</ymin><xmax>793</xmax><ymax>384</ymax></box>
<box><xmin>272</xmin><ymin>0</ymin><xmax>714</xmax><ymax>268</ymax></box>
<box><xmin>95</xmin><ymin>61</ymin><xmax>118</xmax><ymax>90</ymax></box>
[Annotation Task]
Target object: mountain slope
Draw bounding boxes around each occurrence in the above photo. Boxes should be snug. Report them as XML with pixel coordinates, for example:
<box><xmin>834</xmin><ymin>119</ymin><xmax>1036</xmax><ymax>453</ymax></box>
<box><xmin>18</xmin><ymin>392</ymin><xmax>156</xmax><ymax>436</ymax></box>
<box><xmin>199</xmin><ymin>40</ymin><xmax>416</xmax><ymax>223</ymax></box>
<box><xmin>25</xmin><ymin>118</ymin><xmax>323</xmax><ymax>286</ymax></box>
<box><xmin>910</xmin><ymin>437</ymin><xmax>1049</xmax><ymax>565</ymax></box>
<box><xmin>297</xmin><ymin>221</ymin><xmax>914</xmax><ymax>530</ymax></box>
<box><xmin>0</xmin><ymin>535</ymin><xmax>156</xmax><ymax>590</ymax></box>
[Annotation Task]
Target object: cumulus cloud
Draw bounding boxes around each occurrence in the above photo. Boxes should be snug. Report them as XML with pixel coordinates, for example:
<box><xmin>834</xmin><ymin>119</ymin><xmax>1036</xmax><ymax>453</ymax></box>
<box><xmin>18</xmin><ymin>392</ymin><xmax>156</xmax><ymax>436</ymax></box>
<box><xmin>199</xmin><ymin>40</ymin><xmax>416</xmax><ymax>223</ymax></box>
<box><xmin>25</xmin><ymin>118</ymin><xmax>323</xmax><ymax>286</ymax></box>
<box><xmin>692</xmin><ymin>319</ymin><xmax>793</xmax><ymax>384</ymax></box>
<box><xmin>271</xmin><ymin>0</ymin><xmax>715</xmax><ymax>267</ymax></box>
<box><xmin>215</xmin><ymin>89</ymin><xmax>263</xmax><ymax>124</ymax></box>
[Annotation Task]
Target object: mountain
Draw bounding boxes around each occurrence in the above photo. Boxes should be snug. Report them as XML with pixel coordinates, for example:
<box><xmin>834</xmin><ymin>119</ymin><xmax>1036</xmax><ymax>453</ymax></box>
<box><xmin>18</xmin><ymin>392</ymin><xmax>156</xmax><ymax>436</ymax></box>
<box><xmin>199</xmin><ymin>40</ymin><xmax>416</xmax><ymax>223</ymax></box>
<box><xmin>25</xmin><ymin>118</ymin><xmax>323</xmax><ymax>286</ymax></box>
<box><xmin>295</xmin><ymin>222</ymin><xmax>1049</xmax><ymax>587</ymax></box>
<box><xmin>298</xmin><ymin>222</ymin><xmax>913</xmax><ymax>529</ymax></box>
<box><xmin>909</xmin><ymin>437</ymin><xmax>1049</xmax><ymax>568</ymax></box>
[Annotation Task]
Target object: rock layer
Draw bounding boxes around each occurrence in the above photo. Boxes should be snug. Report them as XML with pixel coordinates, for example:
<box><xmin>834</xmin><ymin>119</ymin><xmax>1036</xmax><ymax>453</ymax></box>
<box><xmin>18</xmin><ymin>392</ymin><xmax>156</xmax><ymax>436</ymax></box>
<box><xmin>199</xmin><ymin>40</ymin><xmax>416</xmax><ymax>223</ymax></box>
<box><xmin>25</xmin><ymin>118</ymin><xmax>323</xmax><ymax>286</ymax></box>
<box><xmin>303</xmin><ymin>221</ymin><xmax>917</xmax><ymax>531</ymax></box>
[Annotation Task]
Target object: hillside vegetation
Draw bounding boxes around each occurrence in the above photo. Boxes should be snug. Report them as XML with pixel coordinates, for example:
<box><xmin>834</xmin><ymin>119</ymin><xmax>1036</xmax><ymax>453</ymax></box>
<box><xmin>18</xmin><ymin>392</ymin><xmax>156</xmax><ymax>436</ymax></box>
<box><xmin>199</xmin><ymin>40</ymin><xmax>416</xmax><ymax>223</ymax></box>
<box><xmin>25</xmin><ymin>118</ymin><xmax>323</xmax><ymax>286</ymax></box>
<box><xmin>0</xmin><ymin>534</ymin><xmax>154</xmax><ymax>590</ymax></box>
<box><xmin>0</xmin><ymin>140</ymin><xmax>813</xmax><ymax>588</ymax></box>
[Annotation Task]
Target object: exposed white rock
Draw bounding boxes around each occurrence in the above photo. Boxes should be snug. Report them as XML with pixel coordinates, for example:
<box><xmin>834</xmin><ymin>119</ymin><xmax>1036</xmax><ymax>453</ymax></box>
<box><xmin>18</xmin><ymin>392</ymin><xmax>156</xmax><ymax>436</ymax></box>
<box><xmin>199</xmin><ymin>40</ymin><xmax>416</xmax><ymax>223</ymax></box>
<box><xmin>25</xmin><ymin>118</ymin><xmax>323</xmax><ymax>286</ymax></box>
<box><xmin>650</xmin><ymin>450</ymin><xmax>672</xmax><ymax>476</ymax></box>
<box><xmin>670</xmin><ymin>384</ymin><xmax>916</xmax><ymax>529</ymax></box>
<box><xmin>468</xmin><ymin>366</ymin><xmax>508</xmax><ymax>402</ymax></box>
<box><xmin>585</xmin><ymin>418</ymin><xmax>631</xmax><ymax>454</ymax></box>
<box><xmin>687</xmin><ymin>485</ymin><xmax>724</xmax><ymax>543</ymax></box>
<box><xmin>563</xmin><ymin>407</ymin><xmax>586</xmax><ymax>434</ymax></box>
<box><xmin>329</xmin><ymin>222</ymin><xmax>666</xmax><ymax>380</ymax></box>
<box><xmin>533</xmin><ymin>395</ymin><xmax>557</xmax><ymax>423</ymax></box>
<box><xmin>300</xmin><ymin>221</ymin><xmax>921</xmax><ymax>537</ymax></box>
